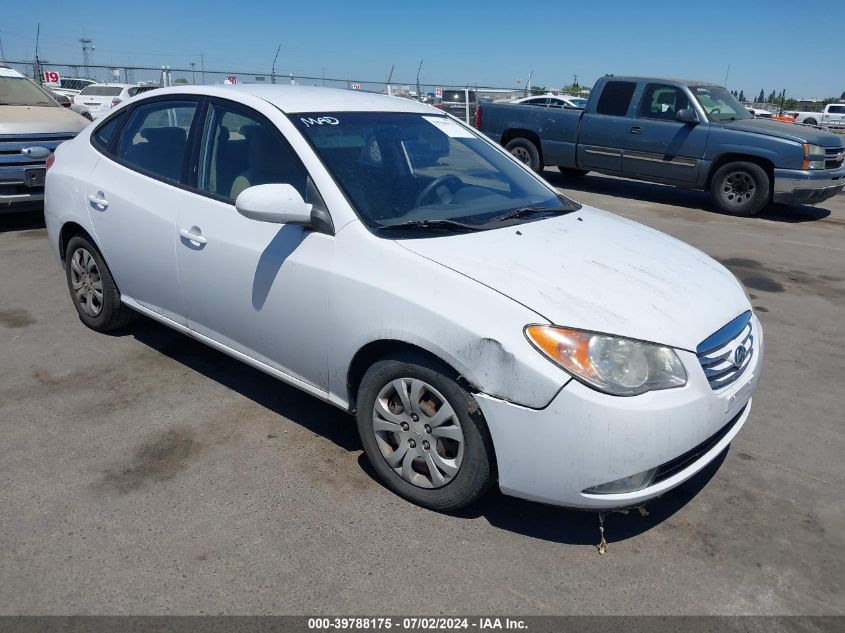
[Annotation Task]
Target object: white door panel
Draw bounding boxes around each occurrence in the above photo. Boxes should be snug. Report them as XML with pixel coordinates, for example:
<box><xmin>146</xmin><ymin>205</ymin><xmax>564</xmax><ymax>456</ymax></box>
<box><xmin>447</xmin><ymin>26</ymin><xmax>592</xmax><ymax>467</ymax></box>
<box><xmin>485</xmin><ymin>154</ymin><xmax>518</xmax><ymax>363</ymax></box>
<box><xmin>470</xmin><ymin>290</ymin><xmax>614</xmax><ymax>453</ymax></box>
<box><xmin>176</xmin><ymin>196</ymin><xmax>334</xmax><ymax>392</ymax></box>
<box><xmin>86</xmin><ymin>159</ymin><xmax>188</xmax><ymax>324</ymax></box>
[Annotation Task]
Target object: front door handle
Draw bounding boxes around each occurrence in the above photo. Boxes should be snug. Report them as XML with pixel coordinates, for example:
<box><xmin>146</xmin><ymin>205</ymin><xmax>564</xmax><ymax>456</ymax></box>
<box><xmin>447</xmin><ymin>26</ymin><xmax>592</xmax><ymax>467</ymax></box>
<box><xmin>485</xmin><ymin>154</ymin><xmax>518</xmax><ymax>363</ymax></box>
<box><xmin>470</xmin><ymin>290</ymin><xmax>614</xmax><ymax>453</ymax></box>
<box><xmin>87</xmin><ymin>192</ymin><xmax>109</xmax><ymax>208</ymax></box>
<box><xmin>179</xmin><ymin>228</ymin><xmax>207</xmax><ymax>245</ymax></box>
<box><xmin>629</xmin><ymin>126</ymin><xmax>643</xmax><ymax>134</ymax></box>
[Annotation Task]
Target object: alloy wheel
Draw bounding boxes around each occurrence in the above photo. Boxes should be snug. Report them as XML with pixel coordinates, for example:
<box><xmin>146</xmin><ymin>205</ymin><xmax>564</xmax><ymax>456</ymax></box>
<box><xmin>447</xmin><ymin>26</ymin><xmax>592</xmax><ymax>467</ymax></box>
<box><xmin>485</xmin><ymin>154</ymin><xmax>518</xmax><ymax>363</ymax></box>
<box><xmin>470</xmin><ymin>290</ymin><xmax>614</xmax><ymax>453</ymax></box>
<box><xmin>721</xmin><ymin>171</ymin><xmax>756</xmax><ymax>208</ymax></box>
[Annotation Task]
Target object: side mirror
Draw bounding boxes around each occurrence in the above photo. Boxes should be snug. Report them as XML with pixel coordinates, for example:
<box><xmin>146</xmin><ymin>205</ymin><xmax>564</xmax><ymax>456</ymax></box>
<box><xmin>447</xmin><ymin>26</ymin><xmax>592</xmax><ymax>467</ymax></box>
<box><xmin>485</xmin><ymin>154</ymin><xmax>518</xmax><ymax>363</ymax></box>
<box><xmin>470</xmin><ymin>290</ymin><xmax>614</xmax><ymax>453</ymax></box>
<box><xmin>235</xmin><ymin>184</ymin><xmax>313</xmax><ymax>225</ymax></box>
<box><xmin>676</xmin><ymin>108</ymin><xmax>699</xmax><ymax>125</ymax></box>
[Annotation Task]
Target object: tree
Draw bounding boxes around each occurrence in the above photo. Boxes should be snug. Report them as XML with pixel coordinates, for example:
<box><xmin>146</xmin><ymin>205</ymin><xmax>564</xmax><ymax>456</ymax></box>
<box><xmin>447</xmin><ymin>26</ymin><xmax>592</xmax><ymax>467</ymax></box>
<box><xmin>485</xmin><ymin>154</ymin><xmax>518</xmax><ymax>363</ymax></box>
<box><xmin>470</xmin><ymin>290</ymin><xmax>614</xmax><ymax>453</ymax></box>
<box><xmin>841</xmin><ymin>91</ymin><xmax>845</xmax><ymax>100</ymax></box>
<box><xmin>738</xmin><ymin>90</ymin><xmax>745</xmax><ymax>102</ymax></box>
<box><xmin>757</xmin><ymin>89</ymin><xmax>765</xmax><ymax>103</ymax></box>
<box><xmin>767</xmin><ymin>90</ymin><xmax>777</xmax><ymax>103</ymax></box>
<box><xmin>173</xmin><ymin>78</ymin><xmax>189</xmax><ymax>85</ymax></box>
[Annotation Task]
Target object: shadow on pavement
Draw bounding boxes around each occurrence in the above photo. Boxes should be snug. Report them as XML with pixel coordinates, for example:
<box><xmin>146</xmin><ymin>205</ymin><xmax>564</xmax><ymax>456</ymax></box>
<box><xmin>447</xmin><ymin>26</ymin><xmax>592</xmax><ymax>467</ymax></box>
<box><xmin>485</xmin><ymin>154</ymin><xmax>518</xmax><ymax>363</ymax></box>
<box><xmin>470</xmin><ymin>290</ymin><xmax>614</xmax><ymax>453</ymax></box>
<box><xmin>121</xmin><ymin>310</ymin><xmax>726</xmax><ymax>547</ymax></box>
<box><xmin>0</xmin><ymin>208</ymin><xmax>46</xmax><ymax>233</ymax></box>
<box><xmin>544</xmin><ymin>170</ymin><xmax>833</xmax><ymax>223</ymax></box>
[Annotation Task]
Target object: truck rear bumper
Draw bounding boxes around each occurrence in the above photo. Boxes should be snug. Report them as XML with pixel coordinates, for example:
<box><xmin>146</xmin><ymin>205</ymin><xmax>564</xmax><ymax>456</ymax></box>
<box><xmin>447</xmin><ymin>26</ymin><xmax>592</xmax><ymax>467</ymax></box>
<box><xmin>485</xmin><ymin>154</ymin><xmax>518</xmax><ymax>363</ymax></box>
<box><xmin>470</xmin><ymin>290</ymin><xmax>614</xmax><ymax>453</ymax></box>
<box><xmin>773</xmin><ymin>167</ymin><xmax>845</xmax><ymax>204</ymax></box>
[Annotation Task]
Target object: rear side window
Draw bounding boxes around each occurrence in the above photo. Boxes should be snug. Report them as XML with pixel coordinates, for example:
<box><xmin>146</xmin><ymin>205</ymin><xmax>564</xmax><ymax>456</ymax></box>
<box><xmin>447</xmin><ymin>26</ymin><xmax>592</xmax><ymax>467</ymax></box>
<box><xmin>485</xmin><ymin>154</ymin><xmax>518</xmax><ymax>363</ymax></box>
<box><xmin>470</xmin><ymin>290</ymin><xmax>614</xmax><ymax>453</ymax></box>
<box><xmin>118</xmin><ymin>101</ymin><xmax>197</xmax><ymax>182</ymax></box>
<box><xmin>92</xmin><ymin>113</ymin><xmax>126</xmax><ymax>153</ymax></box>
<box><xmin>595</xmin><ymin>81</ymin><xmax>636</xmax><ymax>116</ymax></box>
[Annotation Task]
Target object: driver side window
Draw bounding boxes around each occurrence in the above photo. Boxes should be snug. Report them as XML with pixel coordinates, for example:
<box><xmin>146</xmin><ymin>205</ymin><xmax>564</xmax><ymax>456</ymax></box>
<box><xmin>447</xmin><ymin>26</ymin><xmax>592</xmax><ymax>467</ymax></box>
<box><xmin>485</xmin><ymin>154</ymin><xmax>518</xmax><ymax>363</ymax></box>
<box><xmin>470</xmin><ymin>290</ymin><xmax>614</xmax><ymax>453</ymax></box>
<box><xmin>637</xmin><ymin>85</ymin><xmax>691</xmax><ymax>121</ymax></box>
<box><xmin>199</xmin><ymin>104</ymin><xmax>308</xmax><ymax>202</ymax></box>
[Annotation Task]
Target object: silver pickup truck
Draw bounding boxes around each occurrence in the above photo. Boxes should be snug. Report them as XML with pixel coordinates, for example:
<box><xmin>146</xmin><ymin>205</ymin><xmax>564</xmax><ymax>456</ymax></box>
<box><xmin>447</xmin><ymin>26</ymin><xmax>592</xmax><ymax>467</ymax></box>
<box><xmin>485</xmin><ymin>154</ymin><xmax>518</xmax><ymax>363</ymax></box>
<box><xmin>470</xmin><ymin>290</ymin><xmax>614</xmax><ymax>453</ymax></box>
<box><xmin>1</xmin><ymin>63</ymin><xmax>88</xmax><ymax>212</ymax></box>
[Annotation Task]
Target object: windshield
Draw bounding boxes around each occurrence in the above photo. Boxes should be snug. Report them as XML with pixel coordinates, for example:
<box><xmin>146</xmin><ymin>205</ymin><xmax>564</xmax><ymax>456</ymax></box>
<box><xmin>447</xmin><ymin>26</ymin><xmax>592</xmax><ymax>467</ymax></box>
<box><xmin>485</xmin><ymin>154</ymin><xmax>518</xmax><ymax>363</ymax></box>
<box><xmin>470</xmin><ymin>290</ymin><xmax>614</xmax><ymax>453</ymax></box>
<box><xmin>689</xmin><ymin>85</ymin><xmax>751</xmax><ymax>122</ymax></box>
<box><xmin>291</xmin><ymin>112</ymin><xmax>578</xmax><ymax>235</ymax></box>
<box><xmin>0</xmin><ymin>76</ymin><xmax>57</xmax><ymax>107</ymax></box>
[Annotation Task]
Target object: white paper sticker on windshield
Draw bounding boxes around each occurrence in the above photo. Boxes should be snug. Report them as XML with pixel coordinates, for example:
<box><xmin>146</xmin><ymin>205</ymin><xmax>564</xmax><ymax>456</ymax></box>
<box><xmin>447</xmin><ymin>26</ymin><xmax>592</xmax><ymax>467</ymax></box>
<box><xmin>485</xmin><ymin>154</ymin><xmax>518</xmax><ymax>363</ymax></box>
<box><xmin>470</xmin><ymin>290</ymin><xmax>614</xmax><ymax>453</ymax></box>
<box><xmin>0</xmin><ymin>67</ymin><xmax>24</xmax><ymax>77</ymax></box>
<box><xmin>422</xmin><ymin>116</ymin><xmax>475</xmax><ymax>138</ymax></box>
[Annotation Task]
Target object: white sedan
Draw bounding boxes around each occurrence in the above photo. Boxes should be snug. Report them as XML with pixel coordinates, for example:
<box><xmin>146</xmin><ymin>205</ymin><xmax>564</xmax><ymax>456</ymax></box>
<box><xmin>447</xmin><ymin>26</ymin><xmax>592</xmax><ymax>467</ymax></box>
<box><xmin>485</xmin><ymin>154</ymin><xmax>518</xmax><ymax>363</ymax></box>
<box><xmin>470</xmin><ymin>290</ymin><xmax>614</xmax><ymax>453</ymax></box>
<box><xmin>44</xmin><ymin>85</ymin><xmax>763</xmax><ymax>511</ymax></box>
<box><xmin>71</xmin><ymin>83</ymin><xmax>158</xmax><ymax>120</ymax></box>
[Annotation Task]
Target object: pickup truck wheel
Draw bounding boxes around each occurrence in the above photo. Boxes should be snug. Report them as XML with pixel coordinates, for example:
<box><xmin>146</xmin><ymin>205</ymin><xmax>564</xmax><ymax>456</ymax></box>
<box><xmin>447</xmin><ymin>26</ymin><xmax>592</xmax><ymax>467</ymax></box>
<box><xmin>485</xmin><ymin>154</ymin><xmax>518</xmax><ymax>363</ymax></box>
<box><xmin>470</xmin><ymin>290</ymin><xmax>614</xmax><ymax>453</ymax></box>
<box><xmin>356</xmin><ymin>354</ymin><xmax>494</xmax><ymax>512</ymax></box>
<box><xmin>505</xmin><ymin>138</ymin><xmax>543</xmax><ymax>173</ymax></box>
<box><xmin>804</xmin><ymin>118</ymin><xmax>817</xmax><ymax>126</ymax></box>
<box><xmin>558</xmin><ymin>167</ymin><xmax>589</xmax><ymax>178</ymax></box>
<box><xmin>65</xmin><ymin>235</ymin><xmax>135</xmax><ymax>332</ymax></box>
<box><xmin>710</xmin><ymin>162</ymin><xmax>770</xmax><ymax>217</ymax></box>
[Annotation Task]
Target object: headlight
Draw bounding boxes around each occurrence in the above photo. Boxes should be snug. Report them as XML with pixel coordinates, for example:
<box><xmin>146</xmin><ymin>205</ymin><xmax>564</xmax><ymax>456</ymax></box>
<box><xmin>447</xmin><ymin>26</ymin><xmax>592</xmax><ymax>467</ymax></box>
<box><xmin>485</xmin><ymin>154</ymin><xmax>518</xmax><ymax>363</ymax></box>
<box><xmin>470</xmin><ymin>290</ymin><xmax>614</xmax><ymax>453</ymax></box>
<box><xmin>524</xmin><ymin>325</ymin><xmax>687</xmax><ymax>396</ymax></box>
<box><xmin>803</xmin><ymin>144</ymin><xmax>826</xmax><ymax>169</ymax></box>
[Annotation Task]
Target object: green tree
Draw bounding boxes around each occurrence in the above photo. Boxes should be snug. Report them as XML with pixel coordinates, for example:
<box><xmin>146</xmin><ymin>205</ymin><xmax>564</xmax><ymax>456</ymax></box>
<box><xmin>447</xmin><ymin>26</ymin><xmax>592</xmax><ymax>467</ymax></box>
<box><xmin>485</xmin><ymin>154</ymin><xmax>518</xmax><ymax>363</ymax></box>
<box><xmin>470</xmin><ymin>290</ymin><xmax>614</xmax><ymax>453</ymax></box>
<box><xmin>767</xmin><ymin>90</ymin><xmax>777</xmax><ymax>103</ymax></box>
<box><xmin>840</xmin><ymin>91</ymin><xmax>845</xmax><ymax>100</ymax></box>
<box><xmin>757</xmin><ymin>89</ymin><xmax>765</xmax><ymax>103</ymax></box>
<box><xmin>173</xmin><ymin>78</ymin><xmax>189</xmax><ymax>85</ymax></box>
<box><xmin>738</xmin><ymin>90</ymin><xmax>745</xmax><ymax>102</ymax></box>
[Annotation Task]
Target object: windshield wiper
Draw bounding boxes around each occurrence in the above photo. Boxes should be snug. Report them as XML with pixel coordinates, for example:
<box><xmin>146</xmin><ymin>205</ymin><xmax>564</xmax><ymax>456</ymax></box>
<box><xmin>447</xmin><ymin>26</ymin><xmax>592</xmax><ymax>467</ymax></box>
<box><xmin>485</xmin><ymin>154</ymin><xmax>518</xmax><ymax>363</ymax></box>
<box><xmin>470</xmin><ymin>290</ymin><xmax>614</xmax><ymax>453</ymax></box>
<box><xmin>377</xmin><ymin>218</ymin><xmax>483</xmax><ymax>233</ymax></box>
<box><xmin>488</xmin><ymin>206</ymin><xmax>572</xmax><ymax>224</ymax></box>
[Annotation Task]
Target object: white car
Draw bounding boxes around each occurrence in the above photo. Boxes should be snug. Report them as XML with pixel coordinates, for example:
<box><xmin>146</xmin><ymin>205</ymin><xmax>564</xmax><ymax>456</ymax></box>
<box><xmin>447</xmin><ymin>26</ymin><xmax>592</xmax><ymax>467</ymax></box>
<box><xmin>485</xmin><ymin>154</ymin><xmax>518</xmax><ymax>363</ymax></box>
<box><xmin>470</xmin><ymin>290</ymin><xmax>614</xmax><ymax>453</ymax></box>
<box><xmin>71</xmin><ymin>83</ymin><xmax>158</xmax><ymax>120</ymax></box>
<box><xmin>510</xmin><ymin>93</ymin><xmax>588</xmax><ymax>109</ymax></box>
<box><xmin>43</xmin><ymin>77</ymin><xmax>97</xmax><ymax>98</ymax></box>
<box><xmin>44</xmin><ymin>85</ymin><xmax>763</xmax><ymax>511</ymax></box>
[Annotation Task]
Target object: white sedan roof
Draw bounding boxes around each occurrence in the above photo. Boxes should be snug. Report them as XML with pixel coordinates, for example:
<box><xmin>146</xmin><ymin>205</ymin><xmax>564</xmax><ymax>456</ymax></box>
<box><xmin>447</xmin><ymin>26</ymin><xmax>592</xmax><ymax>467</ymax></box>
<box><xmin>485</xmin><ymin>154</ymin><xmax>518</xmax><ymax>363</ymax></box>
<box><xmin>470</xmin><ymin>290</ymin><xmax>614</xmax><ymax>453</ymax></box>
<box><xmin>149</xmin><ymin>84</ymin><xmax>435</xmax><ymax>114</ymax></box>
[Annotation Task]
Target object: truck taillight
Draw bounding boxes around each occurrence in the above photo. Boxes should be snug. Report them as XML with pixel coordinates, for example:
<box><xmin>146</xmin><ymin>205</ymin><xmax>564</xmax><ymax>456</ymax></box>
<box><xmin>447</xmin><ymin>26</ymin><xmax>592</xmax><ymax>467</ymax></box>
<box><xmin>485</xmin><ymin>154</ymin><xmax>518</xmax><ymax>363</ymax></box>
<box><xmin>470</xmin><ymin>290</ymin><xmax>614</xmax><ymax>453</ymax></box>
<box><xmin>45</xmin><ymin>153</ymin><xmax>56</xmax><ymax>171</ymax></box>
<box><xmin>475</xmin><ymin>105</ymin><xmax>483</xmax><ymax>129</ymax></box>
<box><xmin>111</xmin><ymin>98</ymin><xmax>122</xmax><ymax>108</ymax></box>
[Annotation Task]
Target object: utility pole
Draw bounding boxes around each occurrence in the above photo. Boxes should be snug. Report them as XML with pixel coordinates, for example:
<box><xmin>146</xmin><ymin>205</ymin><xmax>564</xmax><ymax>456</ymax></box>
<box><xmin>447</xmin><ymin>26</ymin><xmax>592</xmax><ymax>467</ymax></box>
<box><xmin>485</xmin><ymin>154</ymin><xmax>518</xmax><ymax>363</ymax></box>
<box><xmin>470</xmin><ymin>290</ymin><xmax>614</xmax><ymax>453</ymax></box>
<box><xmin>271</xmin><ymin>44</ymin><xmax>281</xmax><ymax>84</ymax></box>
<box><xmin>200</xmin><ymin>52</ymin><xmax>205</xmax><ymax>85</ymax></box>
<box><xmin>416</xmin><ymin>59</ymin><xmax>423</xmax><ymax>101</ymax></box>
<box><xmin>189</xmin><ymin>62</ymin><xmax>196</xmax><ymax>84</ymax></box>
<box><xmin>35</xmin><ymin>24</ymin><xmax>43</xmax><ymax>82</ymax></box>
<box><xmin>79</xmin><ymin>37</ymin><xmax>94</xmax><ymax>68</ymax></box>
<box><xmin>0</xmin><ymin>31</ymin><xmax>6</xmax><ymax>61</ymax></box>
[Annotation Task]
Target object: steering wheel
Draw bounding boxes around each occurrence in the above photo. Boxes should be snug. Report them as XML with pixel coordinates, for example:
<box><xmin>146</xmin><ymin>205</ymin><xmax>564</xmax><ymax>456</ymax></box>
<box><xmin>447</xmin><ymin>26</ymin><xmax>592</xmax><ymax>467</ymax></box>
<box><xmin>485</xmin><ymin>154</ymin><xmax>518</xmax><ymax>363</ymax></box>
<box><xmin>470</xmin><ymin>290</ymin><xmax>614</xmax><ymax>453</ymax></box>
<box><xmin>414</xmin><ymin>175</ymin><xmax>463</xmax><ymax>208</ymax></box>
<box><xmin>709</xmin><ymin>107</ymin><xmax>721</xmax><ymax>116</ymax></box>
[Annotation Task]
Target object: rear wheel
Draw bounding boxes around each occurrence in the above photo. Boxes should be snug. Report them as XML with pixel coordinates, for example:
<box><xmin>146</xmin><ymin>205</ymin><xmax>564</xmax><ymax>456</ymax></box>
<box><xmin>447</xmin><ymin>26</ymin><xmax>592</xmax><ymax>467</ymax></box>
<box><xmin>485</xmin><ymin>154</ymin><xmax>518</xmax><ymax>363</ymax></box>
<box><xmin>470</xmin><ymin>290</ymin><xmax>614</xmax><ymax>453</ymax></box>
<box><xmin>710</xmin><ymin>161</ymin><xmax>770</xmax><ymax>217</ymax></box>
<box><xmin>65</xmin><ymin>235</ymin><xmax>134</xmax><ymax>332</ymax></box>
<box><xmin>558</xmin><ymin>167</ymin><xmax>589</xmax><ymax>178</ymax></box>
<box><xmin>356</xmin><ymin>354</ymin><xmax>494</xmax><ymax>512</ymax></box>
<box><xmin>804</xmin><ymin>118</ymin><xmax>817</xmax><ymax>126</ymax></box>
<box><xmin>505</xmin><ymin>138</ymin><xmax>543</xmax><ymax>173</ymax></box>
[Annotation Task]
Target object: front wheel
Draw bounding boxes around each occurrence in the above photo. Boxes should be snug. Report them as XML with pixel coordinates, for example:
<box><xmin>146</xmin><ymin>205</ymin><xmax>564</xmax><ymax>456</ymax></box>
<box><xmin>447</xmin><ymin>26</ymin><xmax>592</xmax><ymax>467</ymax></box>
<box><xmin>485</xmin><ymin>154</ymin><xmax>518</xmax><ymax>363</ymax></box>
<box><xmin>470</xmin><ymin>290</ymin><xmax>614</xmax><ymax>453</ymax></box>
<box><xmin>356</xmin><ymin>354</ymin><xmax>494</xmax><ymax>512</ymax></box>
<box><xmin>710</xmin><ymin>161</ymin><xmax>770</xmax><ymax>217</ymax></box>
<box><xmin>505</xmin><ymin>138</ymin><xmax>543</xmax><ymax>173</ymax></box>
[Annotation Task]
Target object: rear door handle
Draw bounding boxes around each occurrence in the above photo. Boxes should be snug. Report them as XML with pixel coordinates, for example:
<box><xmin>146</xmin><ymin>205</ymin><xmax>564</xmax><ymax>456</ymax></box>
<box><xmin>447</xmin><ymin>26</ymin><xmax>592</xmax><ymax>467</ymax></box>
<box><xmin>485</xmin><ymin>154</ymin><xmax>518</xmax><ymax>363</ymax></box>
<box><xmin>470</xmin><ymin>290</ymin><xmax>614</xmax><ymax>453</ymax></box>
<box><xmin>87</xmin><ymin>193</ymin><xmax>108</xmax><ymax>208</ymax></box>
<box><xmin>179</xmin><ymin>228</ymin><xmax>207</xmax><ymax>245</ymax></box>
<box><xmin>629</xmin><ymin>126</ymin><xmax>643</xmax><ymax>134</ymax></box>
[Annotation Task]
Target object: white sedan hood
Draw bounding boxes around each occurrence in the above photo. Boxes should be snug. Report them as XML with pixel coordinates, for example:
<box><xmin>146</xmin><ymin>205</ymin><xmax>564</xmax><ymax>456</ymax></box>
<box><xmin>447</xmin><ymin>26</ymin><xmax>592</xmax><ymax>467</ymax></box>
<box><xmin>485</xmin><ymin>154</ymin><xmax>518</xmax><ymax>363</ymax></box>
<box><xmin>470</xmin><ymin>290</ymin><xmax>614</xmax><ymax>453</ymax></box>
<box><xmin>397</xmin><ymin>206</ymin><xmax>750</xmax><ymax>351</ymax></box>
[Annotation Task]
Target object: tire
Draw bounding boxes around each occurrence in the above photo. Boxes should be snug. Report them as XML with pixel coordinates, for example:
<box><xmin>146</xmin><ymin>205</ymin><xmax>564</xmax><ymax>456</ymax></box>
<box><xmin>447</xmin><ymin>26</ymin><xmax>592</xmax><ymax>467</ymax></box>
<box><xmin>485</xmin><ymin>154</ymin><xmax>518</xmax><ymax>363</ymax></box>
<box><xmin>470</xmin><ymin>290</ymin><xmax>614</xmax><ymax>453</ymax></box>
<box><xmin>65</xmin><ymin>235</ymin><xmax>135</xmax><ymax>332</ymax></box>
<box><xmin>804</xmin><ymin>118</ymin><xmax>817</xmax><ymax>126</ymax></box>
<box><xmin>710</xmin><ymin>161</ymin><xmax>770</xmax><ymax>217</ymax></box>
<box><xmin>505</xmin><ymin>138</ymin><xmax>543</xmax><ymax>172</ymax></box>
<box><xmin>558</xmin><ymin>167</ymin><xmax>589</xmax><ymax>178</ymax></box>
<box><xmin>355</xmin><ymin>353</ymin><xmax>494</xmax><ymax>512</ymax></box>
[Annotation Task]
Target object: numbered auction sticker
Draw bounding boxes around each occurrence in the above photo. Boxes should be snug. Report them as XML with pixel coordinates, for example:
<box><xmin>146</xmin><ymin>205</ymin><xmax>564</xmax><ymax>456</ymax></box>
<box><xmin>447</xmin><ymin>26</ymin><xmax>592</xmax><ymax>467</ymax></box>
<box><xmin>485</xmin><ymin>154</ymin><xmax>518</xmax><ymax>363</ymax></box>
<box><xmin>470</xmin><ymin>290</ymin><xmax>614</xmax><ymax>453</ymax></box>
<box><xmin>422</xmin><ymin>116</ymin><xmax>475</xmax><ymax>138</ymax></box>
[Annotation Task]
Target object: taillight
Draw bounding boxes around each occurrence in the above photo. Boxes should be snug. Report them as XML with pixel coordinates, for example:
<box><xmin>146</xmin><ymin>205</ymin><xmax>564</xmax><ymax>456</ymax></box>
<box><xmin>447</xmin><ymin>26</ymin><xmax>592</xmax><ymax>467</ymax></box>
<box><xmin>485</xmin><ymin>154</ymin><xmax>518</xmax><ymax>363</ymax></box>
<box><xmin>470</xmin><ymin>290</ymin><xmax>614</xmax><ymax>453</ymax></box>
<box><xmin>111</xmin><ymin>98</ymin><xmax>122</xmax><ymax>108</ymax></box>
<box><xmin>45</xmin><ymin>153</ymin><xmax>56</xmax><ymax>171</ymax></box>
<box><xmin>475</xmin><ymin>105</ymin><xmax>483</xmax><ymax>129</ymax></box>
<box><xmin>434</xmin><ymin>103</ymin><xmax>445</xmax><ymax>110</ymax></box>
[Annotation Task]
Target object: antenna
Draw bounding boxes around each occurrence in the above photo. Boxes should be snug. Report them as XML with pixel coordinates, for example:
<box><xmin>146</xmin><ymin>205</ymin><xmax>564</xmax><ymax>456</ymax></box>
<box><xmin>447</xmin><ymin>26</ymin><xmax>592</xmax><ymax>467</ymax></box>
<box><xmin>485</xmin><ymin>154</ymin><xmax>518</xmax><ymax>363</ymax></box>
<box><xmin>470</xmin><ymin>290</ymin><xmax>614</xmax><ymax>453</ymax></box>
<box><xmin>271</xmin><ymin>44</ymin><xmax>281</xmax><ymax>84</ymax></box>
<box><xmin>724</xmin><ymin>64</ymin><xmax>730</xmax><ymax>85</ymax></box>
<box><xmin>416</xmin><ymin>59</ymin><xmax>423</xmax><ymax>101</ymax></box>
<box><xmin>0</xmin><ymin>30</ymin><xmax>6</xmax><ymax>60</ymax></box>
<box><xmin>386</xmin><ymin>64</ymin><xmax>395</xmax><ymax>84</ymax></box>
<box><xmin>35</xmin><ymin>24</ymin><xmax>43</xmax><ymax>81</ymax></box>
<box><xmin>525</xmin><ymin>69</ymin><xmax>534</xmax><ymax>96</ymax></box>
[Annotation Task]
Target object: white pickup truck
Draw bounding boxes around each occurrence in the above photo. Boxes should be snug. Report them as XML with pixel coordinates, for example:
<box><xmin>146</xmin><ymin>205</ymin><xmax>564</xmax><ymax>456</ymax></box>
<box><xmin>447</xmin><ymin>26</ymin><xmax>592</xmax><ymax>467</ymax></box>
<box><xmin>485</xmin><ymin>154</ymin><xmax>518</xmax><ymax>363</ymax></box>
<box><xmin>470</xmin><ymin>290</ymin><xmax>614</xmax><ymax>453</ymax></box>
<box><xmin>794</xmin><ymin>103</ymin><xmax>845</xmax><ymax>130</ymax></box>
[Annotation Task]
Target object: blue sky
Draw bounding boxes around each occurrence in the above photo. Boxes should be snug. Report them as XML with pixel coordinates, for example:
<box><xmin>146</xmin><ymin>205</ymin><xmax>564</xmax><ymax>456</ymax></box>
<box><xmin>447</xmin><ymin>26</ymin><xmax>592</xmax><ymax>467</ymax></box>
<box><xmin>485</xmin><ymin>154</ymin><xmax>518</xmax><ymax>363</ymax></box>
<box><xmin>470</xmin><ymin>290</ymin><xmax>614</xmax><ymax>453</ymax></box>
<box><xmin>1</xmin><ymin>0</ymin><xmax>842</xmax><ymax>98</ymax></box>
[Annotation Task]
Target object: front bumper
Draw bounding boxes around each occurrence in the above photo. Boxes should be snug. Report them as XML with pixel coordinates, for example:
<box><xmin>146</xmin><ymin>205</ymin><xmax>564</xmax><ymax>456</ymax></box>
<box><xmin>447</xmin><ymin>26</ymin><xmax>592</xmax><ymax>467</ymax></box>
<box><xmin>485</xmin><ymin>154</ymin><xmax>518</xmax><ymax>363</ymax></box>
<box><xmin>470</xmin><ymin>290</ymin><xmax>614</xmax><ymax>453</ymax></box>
<box><xmin>476</xmin><ymin>315</ymin><xmax>764</xmax><ymax>510</ymax></box>
<box><xmin>773</xmin><ymin>166</ymin><xmax>845</xmax><ymax>204</ymax></box>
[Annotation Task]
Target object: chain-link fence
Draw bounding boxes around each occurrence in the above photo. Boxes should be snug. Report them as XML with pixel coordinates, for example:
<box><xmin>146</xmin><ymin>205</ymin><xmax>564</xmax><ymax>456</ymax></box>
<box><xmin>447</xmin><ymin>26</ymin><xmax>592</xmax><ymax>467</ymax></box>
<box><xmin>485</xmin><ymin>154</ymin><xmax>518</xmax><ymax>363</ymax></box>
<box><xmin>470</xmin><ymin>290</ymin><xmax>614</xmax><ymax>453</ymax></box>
<box><xmin>5</xmin><ymin>60</ymin><xmax>526</xmax><ymax>123</ymax></box>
